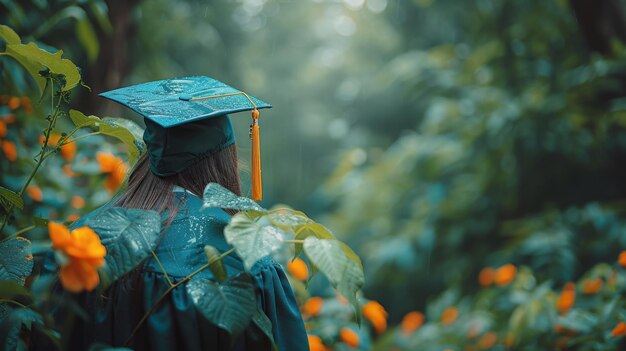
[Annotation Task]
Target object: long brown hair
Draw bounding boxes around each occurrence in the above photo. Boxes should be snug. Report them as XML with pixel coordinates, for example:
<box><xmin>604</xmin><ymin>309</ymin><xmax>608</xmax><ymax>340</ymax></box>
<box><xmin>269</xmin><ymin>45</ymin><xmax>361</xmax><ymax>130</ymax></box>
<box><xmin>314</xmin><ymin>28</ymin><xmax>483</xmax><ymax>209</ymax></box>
<box><xmin>116</xmin><ymin>144</ymin><xmax>241</xmax><ymax>221</ymax></box>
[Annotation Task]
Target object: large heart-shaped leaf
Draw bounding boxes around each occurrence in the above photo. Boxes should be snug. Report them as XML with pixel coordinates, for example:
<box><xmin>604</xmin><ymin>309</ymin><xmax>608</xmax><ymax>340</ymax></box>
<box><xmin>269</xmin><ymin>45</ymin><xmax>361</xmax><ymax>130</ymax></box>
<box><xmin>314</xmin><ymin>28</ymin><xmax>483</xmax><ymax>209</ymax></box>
<box><xmin>303</xmin><ymin>237</ymin><xmax>364</xmax><ymax>318</ymax></box>
<box><xmin>293</xmin><ymin>223</ymin><xmax>335</xmax><ymax>258</ymax></box>
<box><xmin>267</xmin><ymin>208</ymin><xmax>312</xmax><ymax>230</ymax></box>
<box><xmin>224</xmin><ymin>212</ymin><xmax>285</xmax><ymax>269</ymax></box>
<box><xmin>186</xmin><ymin>274</ymin><xmax>256</xmax><ymax>337</ymax></box>
<box><xmin>85</xmin><ymin>208</ymin><xmax>161</xmax><ymax>286</ymax></box>
<box><xmin>0</xmin><ymin>237</ymin><xmax>33</xmax><ymax>285</ymax></box>
<box><xmin>203</xmin><ymin>183</ymin><xmax>266</xmax><ymax>212</ymax></box>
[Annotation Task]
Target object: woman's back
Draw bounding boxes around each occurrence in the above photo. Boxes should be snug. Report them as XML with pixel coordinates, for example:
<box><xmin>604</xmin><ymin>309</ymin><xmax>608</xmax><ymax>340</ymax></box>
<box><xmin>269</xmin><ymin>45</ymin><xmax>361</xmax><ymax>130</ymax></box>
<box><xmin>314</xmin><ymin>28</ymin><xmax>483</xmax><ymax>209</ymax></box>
<box><xmin>62</xmin><ymin>189</ymin><xmax>308</xmax><ymax>350</ymax></box>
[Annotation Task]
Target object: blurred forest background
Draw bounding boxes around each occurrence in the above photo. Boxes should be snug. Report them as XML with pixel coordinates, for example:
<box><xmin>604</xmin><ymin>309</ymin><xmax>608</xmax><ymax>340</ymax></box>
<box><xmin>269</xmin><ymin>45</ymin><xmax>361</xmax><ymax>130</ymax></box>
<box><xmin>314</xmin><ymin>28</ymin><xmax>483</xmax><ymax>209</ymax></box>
<box><xmin>3</xmin><ymin>0</ymin><xmax>626</xmax><ymax>349</ymax></box>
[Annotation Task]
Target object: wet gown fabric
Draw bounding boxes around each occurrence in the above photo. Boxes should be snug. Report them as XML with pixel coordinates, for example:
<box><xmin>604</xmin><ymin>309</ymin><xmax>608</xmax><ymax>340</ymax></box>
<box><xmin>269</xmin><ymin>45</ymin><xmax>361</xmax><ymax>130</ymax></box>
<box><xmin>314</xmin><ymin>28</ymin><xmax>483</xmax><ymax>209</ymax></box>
<box><xmin>41</xmin><ymin>189</ymin><xmax>309</xmax><ymax>351</ymax></box>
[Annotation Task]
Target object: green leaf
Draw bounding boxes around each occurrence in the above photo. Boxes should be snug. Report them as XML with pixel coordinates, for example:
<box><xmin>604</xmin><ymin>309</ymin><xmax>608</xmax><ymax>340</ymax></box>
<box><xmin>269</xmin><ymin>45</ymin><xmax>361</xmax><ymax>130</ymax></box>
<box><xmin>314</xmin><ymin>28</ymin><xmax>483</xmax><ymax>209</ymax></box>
<box><xmin>303</xmin><ymin>237</ymin><xmax>364</xmax><ymax>319</ymax></box>
<box><xmin>250</xmin><ymin>308</ymin><xmax>278</xmax><ymax>351</ymax></box>
<box><xmin>69</xmin><ymin>109</ymin><xmax>101</xmax><ymax>129</ymax></box>
<box><xmin>0</xmin><ymin>25</ymin><xmax>21</xmax><ymax>45</ymax></box>
<box><xmin>293</xmin><ymin>223</ymin><xmax>335</xmax><ymax>258</ymax></box>
<box><xmin>102</xmin><ymin>118</ymin><xmax>145</xmax><ymax>146</ymax></box>
<box><xmin>224</xmin><ymin>212</ymin><xmax>285</xmax><ymax>270</ymax></box>
<box><xmin>0</xmin><ymin>308</ymin><xmax>42</xmax><ymax>350</ymax></box>
<box><xmin>69</xmin><ymin>110</ymin><xmax>142</xmax><ymax>164</ymax></box>
<box><xmin>0</xmin><ymin>186</ymin><xmax>23</xmax><ymax>210</ymax></box>
<box><xmin>85</xmin><ymin>208</ymin><xmax>161</xmax><ymax>287</ymax></box>
<box><xmin>98</xmin><ymin>121</ymin><xmax>141</xmax><ymax>165</ymax></box>
<box><xmin>186</xmin><ymin>274</ymin><xmax>256</xmax><ymax>337</ymax></box>
<box><xmin>204</xmin><ymin>245</ymin><xmax>227</xmax><ymax>283</ymax></box>
<box><xmin>0</xmin><ymin>237</ymin><xmax>34</xmax><ymax>285</ymax></box>
<box><xmin>202</xmin><ymin>183</ymin><xmax>266</xmax><ymax>212</ymax></box>
<box><xmin>0</xmin><ymin>281</ymin><xmax>32</xmax><ymax>301</ymax></box>
<box><xmin>267</xmin><ymin>208</ymin><xmax>312</xmax><ymax>230</ymax></box>
<box><xmin>5</xmin><ymin>42</ymin><xmax>81</xmax><ymax>92</ymax></box>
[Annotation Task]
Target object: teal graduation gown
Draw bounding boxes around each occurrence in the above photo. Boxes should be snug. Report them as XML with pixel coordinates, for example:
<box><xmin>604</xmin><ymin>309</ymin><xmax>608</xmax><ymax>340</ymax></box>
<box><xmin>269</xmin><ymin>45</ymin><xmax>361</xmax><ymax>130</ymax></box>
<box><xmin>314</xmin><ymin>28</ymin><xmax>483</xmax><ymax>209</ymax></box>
<box><xmin>49</xmin><ymin>190</ymin><xmax>309</xmax><ymax>351</ymax></box>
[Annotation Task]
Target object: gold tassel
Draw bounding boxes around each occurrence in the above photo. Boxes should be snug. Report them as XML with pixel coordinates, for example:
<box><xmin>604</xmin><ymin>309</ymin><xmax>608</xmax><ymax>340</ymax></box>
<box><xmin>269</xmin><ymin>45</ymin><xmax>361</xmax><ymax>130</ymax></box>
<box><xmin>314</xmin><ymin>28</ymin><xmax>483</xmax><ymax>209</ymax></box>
<box><xmin>251</xmin><ymin>109</ymin><xmax>262</xmax><ymax>201</ymax></box>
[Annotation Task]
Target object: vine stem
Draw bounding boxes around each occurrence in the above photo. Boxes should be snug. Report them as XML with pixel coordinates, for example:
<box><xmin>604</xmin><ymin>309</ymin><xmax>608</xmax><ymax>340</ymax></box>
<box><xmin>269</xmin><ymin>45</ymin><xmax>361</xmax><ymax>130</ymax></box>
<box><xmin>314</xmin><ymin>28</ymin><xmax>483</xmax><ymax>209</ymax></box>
<box><xmin>282</xmin><ymin>239</ymin><xmax>305</xmax><ymax>244</ymax></box>
<box><xmin>0</xmin><ymin>225</ymin><xmax>37</xmax><ymax>243</ymax></box>
<box><xmin>123</xmin><ymin>247</ymin><xmax>236</xmax><ymax>346</ymax></box>
<box><xmin>0</xmin><ymin>298</ymin><xmax>28</xmax><ymax>309</ymax></box>
<box><xmin>0</xmin><ymin>80</ymin><xmax>64</xmax><ymax>235</ymax></box>
<box><xmin>60</xmin><ymin>131</ymin><xmax>101</xmax><ymax>145</ymax></box>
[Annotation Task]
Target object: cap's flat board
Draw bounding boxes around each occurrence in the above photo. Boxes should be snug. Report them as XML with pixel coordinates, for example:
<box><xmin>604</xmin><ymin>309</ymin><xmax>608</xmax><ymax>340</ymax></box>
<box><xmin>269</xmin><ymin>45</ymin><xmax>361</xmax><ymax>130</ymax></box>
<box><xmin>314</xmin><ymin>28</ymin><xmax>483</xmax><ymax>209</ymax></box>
<box><xmin>99</xmin><ymin>76</ymin><xmax>271</xmax><ymax>128</ymax></box>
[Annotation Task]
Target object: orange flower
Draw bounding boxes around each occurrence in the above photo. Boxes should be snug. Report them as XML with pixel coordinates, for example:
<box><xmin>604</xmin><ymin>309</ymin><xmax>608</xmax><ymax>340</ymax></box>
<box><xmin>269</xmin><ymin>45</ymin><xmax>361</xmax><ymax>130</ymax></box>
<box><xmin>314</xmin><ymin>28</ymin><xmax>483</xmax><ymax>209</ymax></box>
<box><xmin>339</xmin><ymin>327</ymin><xmax>359</xmax><ymax>348</ymax></box>
<box><xmin>48</xmin><ymin>222</ymin><xmax>106</xmax><ymax>292</ymax></box>
<box><xmin>2</xmin><ymin>114</ymin><xmax>16</xmax><ymax>124</ymax></box>
<box><xmin>27</xmin><ymin>186</ymin><xmax>43</xmax><ymax>202</ymax></box>
<box><xmin>60</xmin><ymin>140</ymin><xmax>76</xmax><ymax>161</ymax></box>
<box><xmin>478</xmin><ymin>267</ymin><xmax>495</xmax><ymax>286</ymax></box>
<box><xmin>0</xmin><ymin>120</ymin><xmax>6</xmax><ymax>138</ymax></box>
<box><xmin>362</xmin><ymin>300</ymin><xmax>388</xmax><ymax>333</ymax></box>
<box><xmin>8</xmin><ymin>96</ymin><xmax>20</xmax><ymax>110</ymax></box>
<box><xmin>441</xmin><ymin>307</ymin><xmax>459</xmax><ymax>325</ymax></box>
<box><xmin>619</xmin><ymin>251</ymin><xmax>626</xmax><ymax>268</ymax></box>
<box><xmin>557</xmin><ymin>282</ymin><xmax>576</xmax><ymax>314</ymax></box>
<box><xmin>478</xmin><ymin>332</ymin><xmax>497</xmax><ymax>349</ymax></box>
<box><xmin>287</xmin><ymin>257</ymin><xmax>309</xmax><ymax>281</ymax></box>
<box><xmin>582</xmin><ymin>278</ymin><xmax>603</xmax><ymax>294</ymax></box>
<box><xmin>494</xmin><ymin>264</ymin><xmax>517</xmax><ymax>286</ymax></box>
<box><xmin>96</xmin><ymin>152</ymin><xmax>120</xmax><ymax>173</ymax></box>
<box><xmin>63</xmin><ymin>164</ymin><xmax>77</xmax><ymax>177</ymax></box>
<box><xmin>71</xmin><ymin>195</ymin><xmax>86</xmax><ymax>209</ymax></box>
<box><xmin>40</xmin><ymin>134</ymin><xmax>76</xmax><ymax>161</ymax></box>
<box><xmin>21</xmin><ymin>97</ymin><xmax>32</xmax><ymax>112</ymax></box>
<box><xmin>97</xmin><ymin>152</ymin><xmax>127</xmax><ymax>192</ymax></box>
<box><xmin>66</xmin><ymin>214</ymin><xmax>81</xmax><ymax>222</ymax></box>
<box><xmin>2</xmin><ymin>140</ymin><xmax>17</xmax><ymax>161</ymax></box>
<box><xmin>308</xmin><ymin>335</ymin><xmax>326</xmax><ymax>351</ymax></box>
<box><xmin>302</xmin><ymin>297</ymin><xmax>324</xmax><ymax>317</ymax></box>
<box><xmin>401</xmin><ymin>311</ymin><xmax>424</xmax><ymax>335</ymax></box>
<box><xmin>611</xmin><ymin>322</ymin><xmax>626</xmax><ymax>337</ymax></box>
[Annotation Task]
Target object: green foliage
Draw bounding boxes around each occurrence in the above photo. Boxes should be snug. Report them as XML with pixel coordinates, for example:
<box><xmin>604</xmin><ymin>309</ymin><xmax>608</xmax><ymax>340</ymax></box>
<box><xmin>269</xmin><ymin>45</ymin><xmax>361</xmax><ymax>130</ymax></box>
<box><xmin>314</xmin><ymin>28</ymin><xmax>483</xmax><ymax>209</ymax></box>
<box><xmin>303</xmin><ymin>237</ymin><xmax>364</xmax><ymax>320</ymax></box>
<box><xmin>68</xmin><ymin>110</ymin><xmax>142</xmax><ymax>165</ymax></box>
<box><xmin>0</xmin><ymin>308</ymin><xmax>42</xmax><ymax>351</ymax></box>
<box><xmin>186</xmin><ymin>274</ymin><xmax>257</xmax><ymax>337</ymax></box>
<box><xmin>84</xmin><ymin>208</ymin><xmax>161</xmax><ymax>287</ymax></box>
<box><xmin>0</xmin><ymin>187</ymin><xmax>23</xmax><ymax>211</ymax></box>
<box><xmin>0</xmin><ymin>238</ymin><xmax>33</xmax><ymax>285</ymax></box>
<box><xmin>224</xmin><ymin>211</ymin><xmax>286</xmax><ymax>270</ymax></box>
<box><xmin>210</xmin><ymin>182</ymin><xmax>365</xmax><ymax>319</ymax></box>
<box><xmin>0</xmin><ymin>24</ymin><xmax>80</xmax><ymax>95</ymax></box>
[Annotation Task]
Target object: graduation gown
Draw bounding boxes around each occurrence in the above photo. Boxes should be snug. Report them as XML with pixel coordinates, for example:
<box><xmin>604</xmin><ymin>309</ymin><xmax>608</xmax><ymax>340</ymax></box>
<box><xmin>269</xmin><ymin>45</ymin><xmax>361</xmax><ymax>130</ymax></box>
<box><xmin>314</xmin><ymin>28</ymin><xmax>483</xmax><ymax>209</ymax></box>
<box><xmin>45</xmin><ymin>189</ymin><xmax>309</xmax><ymax>351</ymax></box>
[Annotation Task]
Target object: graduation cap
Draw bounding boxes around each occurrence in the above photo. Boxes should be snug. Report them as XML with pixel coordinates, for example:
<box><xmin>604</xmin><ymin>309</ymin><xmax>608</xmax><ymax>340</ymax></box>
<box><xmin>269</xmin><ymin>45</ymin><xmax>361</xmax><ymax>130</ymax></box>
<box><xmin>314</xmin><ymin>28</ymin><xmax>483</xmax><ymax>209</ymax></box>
<box><xmin>99</xmin><ymin>76</ymin><xmax>270</xmax><ymax>201</ymax></box>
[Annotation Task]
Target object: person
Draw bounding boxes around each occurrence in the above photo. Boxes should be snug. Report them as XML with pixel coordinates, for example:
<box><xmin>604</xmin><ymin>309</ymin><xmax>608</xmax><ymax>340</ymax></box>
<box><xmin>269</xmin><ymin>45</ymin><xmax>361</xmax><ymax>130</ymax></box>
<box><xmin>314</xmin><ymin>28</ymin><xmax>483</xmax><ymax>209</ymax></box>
<box><xmin>44</xmin><ymin>77</ymin><xmax>309</xmax><ymax>350</ymax></box>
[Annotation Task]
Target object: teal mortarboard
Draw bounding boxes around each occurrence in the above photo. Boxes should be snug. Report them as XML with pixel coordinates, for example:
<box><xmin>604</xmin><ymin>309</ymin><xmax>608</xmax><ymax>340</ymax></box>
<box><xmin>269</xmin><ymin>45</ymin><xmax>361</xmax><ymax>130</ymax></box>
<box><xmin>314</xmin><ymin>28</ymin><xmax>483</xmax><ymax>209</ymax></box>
<box><xmin>99</xmin><ymin>76</ymin><xmax>271</xmax><ymax>200</ymax></box>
